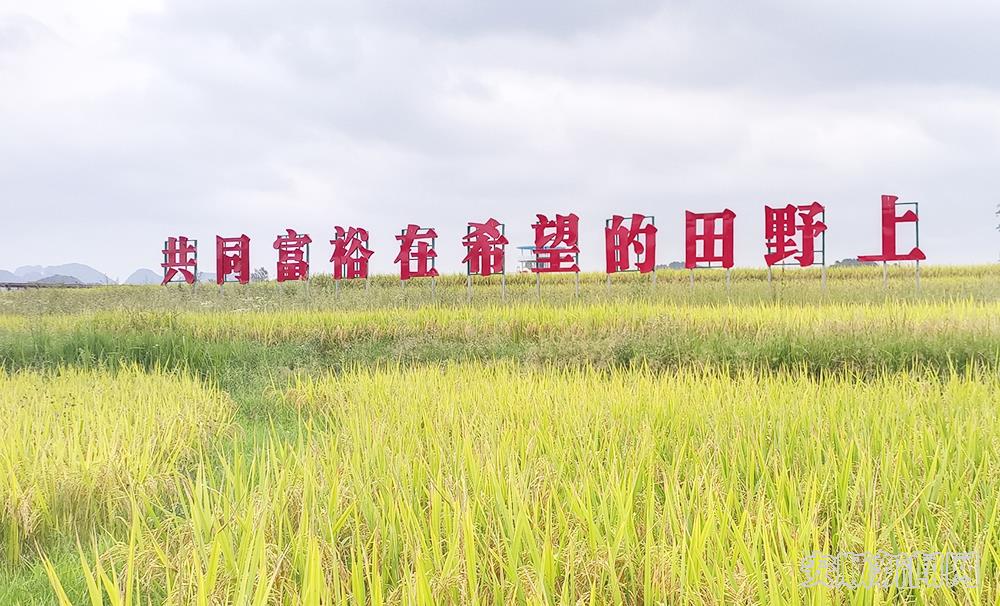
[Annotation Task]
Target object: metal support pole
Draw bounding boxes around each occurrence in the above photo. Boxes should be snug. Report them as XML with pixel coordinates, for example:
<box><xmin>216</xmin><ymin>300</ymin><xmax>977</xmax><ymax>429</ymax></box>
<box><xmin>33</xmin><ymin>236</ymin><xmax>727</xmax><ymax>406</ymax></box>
<box><xmin>689</xmin><ymin>269</ymin><xmax>694</xmax><ymax>291</ymax></box>
<box><xmin>915</xmin><ymin>260</ymin><xmax>921</xmax><ymax>293</ymax></box>
<box><xmin>651</xmin><ymin>270</ymin><xmax>657</xmax><ymax>288</ymax></box>
<box><xmin>536</xmin><ymin>272</ymin><xmax>541</xmax><ymax>302</ymax></box>
<box><xmin>882</xmin><ymin>261</ymin><xmax>888</xmax><ymax>289</ymax></box>
<box><xmin>431</xmin><ymin>277</ymin><xmax>436</xmax><ymax>300</ymax></box>
<box><xmin>767</xmin><ymin>266</ymin><xmax>773</xmax><ymax>297</ymax></box>
<box><xmin>725</xmin><ymin>268</ymin><xmax>731</xmax><ymax>294</ymax></box>
<box><xmin>501</xmin><ymin>273</ymin><xmax>507</xmax><ymax>301</ymax></box>
<box><xmin>575</xmin><ymin>272</ymin><xmax>580</xmax><ymax>297</ymax></box>
<box><xmin>365</xmin><ymin>277</ymin><xmax>370</xmax><ymax>292</ymax></box>
<box><xmin>466</xmin><ymin>275</ymin><xmax>472</xmax><ymax>303</ymax></box>
<box><xmin>821</xmin><ymin>265</ymin><xmax>827</xmax><ymax>291</ymax></box>
<box><xmin>606</xmin><ymin>274</ymin><xmax>611</xmax><ymax>295</ymax></box>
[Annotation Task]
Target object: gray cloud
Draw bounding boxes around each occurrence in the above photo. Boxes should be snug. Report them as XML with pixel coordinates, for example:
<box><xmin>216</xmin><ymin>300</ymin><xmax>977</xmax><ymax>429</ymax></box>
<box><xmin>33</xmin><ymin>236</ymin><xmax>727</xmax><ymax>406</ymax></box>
<box><xmin>0</xmin><ymin>0</ymin><xmax>998</xmax><ymax>279</ymax></box>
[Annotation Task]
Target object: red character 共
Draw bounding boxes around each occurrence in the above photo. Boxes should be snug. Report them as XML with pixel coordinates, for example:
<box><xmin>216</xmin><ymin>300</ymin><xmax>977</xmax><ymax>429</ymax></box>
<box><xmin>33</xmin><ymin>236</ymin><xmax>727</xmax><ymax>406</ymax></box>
<box><xmin>605</xmin><ymin>214</ymin><xmax>657</xmax><ymax>274</ymax></box>
<box><xmin>685</xmin><ymin>209</ymin><xmax>736</xmax><ymax>269</ymax></box>
<box><xmin>216</xmin><ymin>234</ymin><xmax>250</xmax><ymax>285</ymax></box>
<box><xmin>331</xmin><ymin>226</ymin><xmax>374</xmax><ymax>280</ymax></box>
<box><xmin>858</xmin><ymin>194</ymin><xmax>926</xmax><ymax>263</ymax></box>
<box><xmin>161</xmin><ymin>236</ymin><xmax>197</xmax><ymax>285</ymax></box>
<box><xmin>273</xmin><ymin>229</ymin><xmax>312</xmax><ymax>282</ymax></box>
<box><xmin>395</xmin><ymin>224</ymin><xmax>439</xmax><ymax>280</ymax></box>
<box><xmin>532</xmin><ymin>213</ymin><xmax>579</xmax><ymax>273</ymax></box>
<box><xmin>764</xmin><ymin>203</ymin><xmax>826</xmax><ymax>267</ymax></box>
<box><xmin>462</xmin><ymin>219</ymin><xmax>508</xmax><ymax>276</ymax></box>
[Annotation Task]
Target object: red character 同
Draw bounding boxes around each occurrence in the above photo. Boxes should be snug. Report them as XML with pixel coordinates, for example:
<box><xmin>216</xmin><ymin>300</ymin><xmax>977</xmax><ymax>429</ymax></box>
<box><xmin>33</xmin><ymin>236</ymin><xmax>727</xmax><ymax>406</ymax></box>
<box><xmin>330</xmin><ymin>226</ymin><xmax>374</xmax><ymax>280</ymax></box>
<box><xmin>216</xmin><ymin>235</ymin><xmax>250</xmax><ymax>285</ymax></box>
<box><xmin>462</xmin><ymin>219</ymin><xmax>508</xmax><ymax>276</ymax></box>
<box><xmin>764</xmin><ymin>203</ymin><xmax>826</xmax><ymax>267</ymax></box>
<box><xmin>395</xmin><ymin>224</ymin><xmax>438</xmax><ymax>280</ymax></box>
<box><xmin>161</xmin><ymin>236</ymin><xmax>197</xmax><ymax>285</ymax></box>
<box><xmin>685</xmin><ymin>209</ymin><xmax>735</xmax><ymax>269</ymax></box>
<box><xmin>858</xmin><ymin>194</ymin><xmax>926</xmax><ymax>263</ymax></box>
<box><xmin>273</xmin><ymin>229</ymin><xmax>312</xmax><ymax>282</ymax></box>
<box><xmin>532</xmin><ymin>213</ymin><xmax>579</xmax><ymax>273</ymax></box>
<box><xmin>605</xmin><ymin>214</ymin><xmax>657</xmax><ymax>274</ymax></box>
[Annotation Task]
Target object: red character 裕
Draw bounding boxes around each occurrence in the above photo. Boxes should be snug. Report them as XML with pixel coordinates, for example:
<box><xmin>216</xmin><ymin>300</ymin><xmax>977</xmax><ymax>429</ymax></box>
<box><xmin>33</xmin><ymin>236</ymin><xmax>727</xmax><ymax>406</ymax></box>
<box><xmin>764</xmin><ymin>203</ymin><xmax>826</xmax><ymax>267</ymax></box>
<box><xmin>858</xmin><ymin>194</ymin><xmax>926</xmax><ymax>263</ymax></box>
<box><xmin>685</xmin><ymin>209</ymin><xmax>736</xmax><ymax>269</ymax></box>
<box><xmin>216</xmin><ymin>234</ymin><xmax>250</xmax><ymax>285</ymax></box>
<box><xmin>273</xmin><ymin>229</ymin><xmax>312</xmax><ymax>282</ymax></box>
<box><xmin>395</xmin><ymin>224</ymin><xmax>438</xmax><ymax>280</ymax></box>
<box><xmin>605</xmin><ymin>214</ymin><xmax>657</xmax><ymax>274</ymax></box>
<box><xmin>462</xmin><ymin>219</ymin><xmax>508</xmax><ymax>276</ymax></box>
<box><xmin>532</xmin><ymin>213</ymin><xmax>579</xmax><ymax>273</ymax></box>
<box><xmin>161</xmin><ymin>236</ymin><xmax>197</xmax><ymax>285</ymax></box>
<box><xmin>330</xmin><ymin>227</ymin><xmax>374</xmax><ymax>280</ymax></box>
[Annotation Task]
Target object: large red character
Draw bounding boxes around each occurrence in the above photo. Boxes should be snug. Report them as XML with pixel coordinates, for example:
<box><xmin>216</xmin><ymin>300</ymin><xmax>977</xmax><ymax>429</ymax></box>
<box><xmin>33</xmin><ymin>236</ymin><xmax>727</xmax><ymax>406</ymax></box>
<box><xmin>858</xmin><ymin>194</ymin><xmax>926</xmax><ymax>262</ymax></box>
<box><xmin>532</xmin><ymin>213</ymin><xmax>579</xmax><ymax>273</ymax></box>
<box><xmin>273</xmin><ymin>229</ymin><xmax>312</xmax><ymax>282</ymax></box>
<box><xmin>395</xmin><ymin>224</ymin><xmax>439</xmax><ymax>280</ymax></box>
<box><xmin>685</xmin><ymin>209</ymin><xmax>736</xmax><ymax>269</ymax></box>
<box><xmin>605</xmin><ymin>214</ymin><xmax>657</xmax><ymax>274</ymax></box>
<box><xmin>764</xmin><ymin>203</ymin><xmax>826</xmax><ymax>267</ymax></box>
<box><xmin>462</xmin><ymin>219</ymin><xmax>508</xmax><ymax>276</ymax></box>
<box><xmin>216</xmin><ymin>235</ymin><xmax>250</xmax><ymax>285</ymax></box>
<box><xmin>330</xmin><ymin>226</ymin><xmax>374</xmax><ymax>280</ymax></box>
<box><xmin>161</xmin><ymin>236</ymin><xmax>197</xmax><ymax>285</ymax></box>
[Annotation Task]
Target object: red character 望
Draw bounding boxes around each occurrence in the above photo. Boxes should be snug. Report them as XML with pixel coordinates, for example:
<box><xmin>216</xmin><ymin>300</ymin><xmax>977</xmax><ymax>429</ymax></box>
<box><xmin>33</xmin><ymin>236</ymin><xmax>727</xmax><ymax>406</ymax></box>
<box><xmin>532</xmin><ymin>213</ymin><xmax>579</xmax><ymax>273</ymax></box>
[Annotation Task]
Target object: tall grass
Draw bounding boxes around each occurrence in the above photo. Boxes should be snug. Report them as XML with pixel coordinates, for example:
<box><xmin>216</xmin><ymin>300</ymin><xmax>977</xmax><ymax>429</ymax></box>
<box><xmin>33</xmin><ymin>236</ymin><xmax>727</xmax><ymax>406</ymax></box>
<box><xmin>45</xmin><ymin>364</ymin><xmax>1000</xmax><ymax>604</ymax></box>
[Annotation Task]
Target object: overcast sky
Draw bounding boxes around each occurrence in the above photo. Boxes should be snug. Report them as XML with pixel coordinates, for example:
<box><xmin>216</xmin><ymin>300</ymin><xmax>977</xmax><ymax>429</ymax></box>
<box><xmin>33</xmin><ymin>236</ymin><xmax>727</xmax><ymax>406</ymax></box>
<box><xmin>2</xmin><ymin>0</ymin><xmax>999</xmax><ymax>279</ymax></box>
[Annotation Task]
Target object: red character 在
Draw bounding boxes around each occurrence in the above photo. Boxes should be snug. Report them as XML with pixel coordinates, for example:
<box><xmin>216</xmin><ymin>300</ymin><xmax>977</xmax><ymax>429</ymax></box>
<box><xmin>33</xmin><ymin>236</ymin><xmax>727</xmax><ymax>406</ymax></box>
<box><xmin>216</xmin><ymin>235</ymin><xmax>250</xmax><ymax>285</ymax></box>
<box><xmin>764</xmin><ymin>203</ymin><xmax>826</xmax><ymax>267</ymax></box>
<box><xmin>685</xmin><ymin>209</ymin><xmax>736</xmax><ymax>269</ymax></box>
<box><xmin>858</xmin><ymin>194</ymin><xmax>926</xmax><ymax>262</ymax></box>
<box><xmin>532</xmin><ymin>213</ymin><xmax>579</xmax><ymax>273</ymax></box>
<box><xmin>273</xmin><ymin>229</ymin><xmax>312</xmax><ymax>282</ymax></box>
<box><xmin>462</xmin><ymin>219</ymin><xmax>508</xmax><ymax>276</ymax></box>
<box><xmin>161</xmin><ymin>236</ymin><xmax>197</xmax><ymax>285</ymax></box>
<box><xmin>395</xmin><ymin>224</ymin><xmax>439</xmax><ymax>280</ymax></box>
<box><xmin>330</xmin><ymin>226</ymin><xmax>374</xmax><ymax>280</ymax></box>
<box><xmin>605</xmin><ymin>214</ymin><xmax>657</xmax><ymax>273</ymax></box>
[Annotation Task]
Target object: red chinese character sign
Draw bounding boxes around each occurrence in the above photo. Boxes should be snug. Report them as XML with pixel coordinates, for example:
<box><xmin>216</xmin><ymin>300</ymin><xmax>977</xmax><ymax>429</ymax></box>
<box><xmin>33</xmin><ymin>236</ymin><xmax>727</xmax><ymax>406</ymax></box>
<box><xmin>273</xmin><ymin>229</ymin><xmax>312</xmax><ymax>282</ymax></box>
<box><xmin>162</xmin><ymin>236</ymin><xmax>197</xmax><ymax>285</ymax></box>
<box><xmin>395</xmin><ymin>224</ymin><xmax>438</xmax><ymax>280</ymax></box>
<box><xmin>216</xmin><ymin>235</ymin><xmax>250</xmax><ymax>285</ymax></box>
<box><xmin>330</xmin><ymin>226</ymin><xmax>374</xmax><ymax>280</ymax></box>
<box><xmin>605</xmin><ymin>214</ymin><xmax>657</xmax><ymax>274</ymax></box>
<box><xmin>858</xmin><ymin>194</ymin><xmax>925</xmax><ymax>263</ymax></box>
<box><xmin>685</xmin><ymin>209</ymin><xmax>735</xmax><ymax>269</ymax></box>
<box><xmin>764</xmin><ymin>203</ymin><xmax>826</xmax><ymax>267</ymax></box>
<box><xmin>462</xmin><ymin>219</ymin><xmax>507</xmax><ymax>277</ymax></box>
<box><xmin>532</xmin><ymin>213</ymin><xmax>580</xmax><ymax>273</ymax></box>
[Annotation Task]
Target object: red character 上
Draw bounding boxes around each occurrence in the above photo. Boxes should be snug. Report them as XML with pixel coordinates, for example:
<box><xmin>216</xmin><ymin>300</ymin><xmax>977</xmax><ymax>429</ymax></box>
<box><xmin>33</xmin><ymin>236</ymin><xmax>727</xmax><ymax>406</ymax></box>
<box><xmin>858</xmin><ymin>194</ymin><xmax>926</xmax><ymax>263</ymax></box>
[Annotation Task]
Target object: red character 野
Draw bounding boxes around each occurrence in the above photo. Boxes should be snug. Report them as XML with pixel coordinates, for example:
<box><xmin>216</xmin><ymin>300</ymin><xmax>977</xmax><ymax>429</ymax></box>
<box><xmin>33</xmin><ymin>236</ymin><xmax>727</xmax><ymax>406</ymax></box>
<box><xmin>273</xmin><ymin>229</ymin><xmax>312</xmax><ymax>282</ymax></box>
<box><xmin>532</xmin><ymin>213</ymin><xmax>579</xmax><ymax>273</ymax></box>
<box><xmin>331</xmin><ymin>226</ymin><xmax>374</xmax><ymax>280</ymax></box>
<box><xmin>162</xmin><ymin>236</ymin><xmax>197</xmax><ymax>285</ymax></box>
<box><xmin>216</xmin><ymin>235</ymin><xmax>250</xmax><ymax>285</ymax></box>
<box><xmin>685</xmin><ymin>209</ymin><xmax>735</xmax><ymax>269</ymax></box>
<box><xmin>605</xmin><ymin>214</ymin><xmax>657</xmax><ymax>274</ymax></box>
<box><xmin>858</xmin><ymin>194</ymin><xmax>925</xmax><ymax>263</ymax></box>
<box><xmin>462</xmin><ymin>219</ymin><xmax>508</xmax><ymax>276</ymax></box>
<box><xmin>764</xmin><ymin>203</ymin><xmax>826</xmax><ymax>267</ymax></box>
<box><xmin>395</xmin><ymin>224</ymin><xmax>438</xmax><ymax>280</ymax></box>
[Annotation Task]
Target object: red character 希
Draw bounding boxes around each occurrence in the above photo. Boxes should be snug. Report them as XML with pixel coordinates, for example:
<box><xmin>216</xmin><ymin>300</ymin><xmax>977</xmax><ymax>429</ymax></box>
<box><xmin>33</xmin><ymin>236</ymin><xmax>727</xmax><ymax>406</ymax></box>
<box><xmin>685</xmin><ymin>209</ymin><xmax>736</xmax><ymax>269</ymax></box>
<box><xmin>858</xmin><ymin>194</ymin><xmax>926</xmax><ymax>263</ymax></box>
<box><xmin>273</xmin><ymin>229</ymin><xmax>312</xmax><ymax>282</ymax></box>
<box><xmin>216</xmin><ymin>234</ymin><xmax>250</xmax><ymax>285</ymax></box>
<box><xmin>462</xmin><ymin>218</ymin><xmax>508</xmax><ymax>276</ymax></box>
<box><xmin>161</xmin><ymin>236</ymin><xmax>197</xmax><ymax>285</ymax></box>
<box><xmin>395</xmin><ymin>224</ymin><xmax>439</xmax><ymax>280</ymax></box>
<box><xmin>532</xmin><ymin>213</ymin><xmax>580</xmax><ymax>273</ymax></box>
<box><xmin>605</xmin><ymin>213</ymin><xmax>657</xmax><ymax>273</ymax></box>
<box><xmin>764</xmin><ymin>203</ymin><xmax>826</xmax><ymax>267</ymax></box>
<box><xmin>330</xmin><ymin>226</ymin><xmax>374</xmax><ymax>280</ymax></box>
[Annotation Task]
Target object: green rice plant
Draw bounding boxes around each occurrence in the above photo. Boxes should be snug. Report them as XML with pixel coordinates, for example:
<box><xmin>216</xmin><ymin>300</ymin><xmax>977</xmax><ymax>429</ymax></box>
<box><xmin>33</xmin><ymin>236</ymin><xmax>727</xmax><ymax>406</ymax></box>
<box><xmin>48</xmin><ymin>363</ymin><xmax>1000</xmax><ymax>604</ymax></box>
<box><xmin>0</xmin><ymin>366</ymin><xmax>235</xmax><ymax>568</ymax></box>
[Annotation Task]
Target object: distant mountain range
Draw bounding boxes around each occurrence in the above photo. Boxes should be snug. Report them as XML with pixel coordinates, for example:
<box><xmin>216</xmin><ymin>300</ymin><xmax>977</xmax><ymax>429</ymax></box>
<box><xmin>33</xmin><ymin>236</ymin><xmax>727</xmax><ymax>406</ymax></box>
<box><xmin>0</xmin><ymin>264</ymin><xmax>164</xmax><ymax>285</ymax></box>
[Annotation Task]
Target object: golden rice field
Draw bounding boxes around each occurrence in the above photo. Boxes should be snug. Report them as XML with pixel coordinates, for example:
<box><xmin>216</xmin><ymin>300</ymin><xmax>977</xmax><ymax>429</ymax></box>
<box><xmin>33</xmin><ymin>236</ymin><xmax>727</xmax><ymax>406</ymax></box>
<box><xmin>0</xmin><ymin>265</ymin><xmax>998</xmax><ymax>604</ymax></box>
